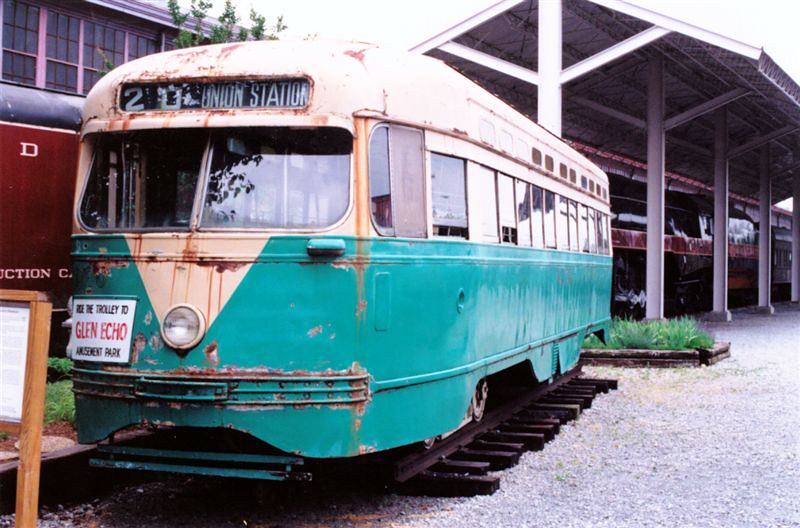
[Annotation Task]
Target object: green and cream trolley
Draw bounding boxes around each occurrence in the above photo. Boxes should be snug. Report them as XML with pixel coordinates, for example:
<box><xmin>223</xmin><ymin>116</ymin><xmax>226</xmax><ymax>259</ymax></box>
<box><xmin>67</xmin><ymin>39</ymin><xmax>612</xmax><ymax>467</ymax></box>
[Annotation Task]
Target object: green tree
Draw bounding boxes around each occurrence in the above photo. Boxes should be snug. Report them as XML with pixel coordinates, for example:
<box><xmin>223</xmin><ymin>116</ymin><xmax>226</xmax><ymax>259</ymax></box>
<box><xmin>167</xmin><ymin>0</ymin><xmax>287</xmax><ymax>48</ymax></box>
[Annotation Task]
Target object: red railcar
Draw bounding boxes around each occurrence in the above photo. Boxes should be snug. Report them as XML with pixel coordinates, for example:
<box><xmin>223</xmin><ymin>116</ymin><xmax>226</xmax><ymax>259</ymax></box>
<box><xmin>0</xmin><ymin>82</ymin><xmax>83</xmax><ymax>351</ymax></box>
<box><xmin>609</xmin><ymin>172</ymin><xmax>793</xmax><ymax>317</ymax></box>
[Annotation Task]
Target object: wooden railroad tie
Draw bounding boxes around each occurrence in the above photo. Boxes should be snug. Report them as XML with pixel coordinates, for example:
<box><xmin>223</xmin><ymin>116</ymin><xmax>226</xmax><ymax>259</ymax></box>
<box><xmin>398</xmin><ymin>376</ymin><xmax>618</xmax><ymax>497</ymax></box>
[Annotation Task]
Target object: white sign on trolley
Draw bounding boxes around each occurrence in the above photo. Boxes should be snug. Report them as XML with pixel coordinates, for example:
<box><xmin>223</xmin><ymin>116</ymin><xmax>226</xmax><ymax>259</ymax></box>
<box><xmin>68</xmin><ymin>298</ymin><xmax>137</xmax><ymax>363</ymax></box>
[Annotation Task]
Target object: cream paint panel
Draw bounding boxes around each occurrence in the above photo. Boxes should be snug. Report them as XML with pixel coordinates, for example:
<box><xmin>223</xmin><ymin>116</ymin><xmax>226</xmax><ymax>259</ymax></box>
<box><xmin>126</xmin><ymin>235</ymin><xmax>269</xmax><ymax>329</ymax></box>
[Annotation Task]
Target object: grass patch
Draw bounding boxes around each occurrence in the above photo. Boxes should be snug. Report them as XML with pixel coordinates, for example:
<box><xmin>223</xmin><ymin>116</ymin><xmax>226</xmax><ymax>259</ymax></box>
<box><xmin>45</xmin><ymin>380</ymin><xmax>75</xmax><ymax>425</ymax></box>
<box><xmin>47</xmin><ymin>357</ymin><xmax>74</xmax><ymax>382</ymax></box>
<box><xmin>584</xmin><ymin>317</ymin><xmax>714</xmax><ymax>351</ymax></box>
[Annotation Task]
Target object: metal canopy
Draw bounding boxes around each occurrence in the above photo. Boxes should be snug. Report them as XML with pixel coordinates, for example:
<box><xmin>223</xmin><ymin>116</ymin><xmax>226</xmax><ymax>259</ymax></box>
<box><xmin>412</xmin><ymin>0</ymin><xmax>800</xmax><ymax>203</ymax></box>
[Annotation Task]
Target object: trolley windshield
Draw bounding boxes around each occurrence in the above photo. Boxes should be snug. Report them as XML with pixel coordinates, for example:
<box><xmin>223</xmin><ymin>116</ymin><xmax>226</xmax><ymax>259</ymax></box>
<box><xmin>79</xmin><ymin>127</ymin><xmax>352</xmax><ymax>231</ymax></box>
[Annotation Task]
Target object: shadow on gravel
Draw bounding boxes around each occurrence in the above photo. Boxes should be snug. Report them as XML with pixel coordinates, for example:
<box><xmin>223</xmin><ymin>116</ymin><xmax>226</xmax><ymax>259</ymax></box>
<box><xmin>82</xmin><ymin>469</ymin><xmax>442</xmax><ymax>528</ymax></box>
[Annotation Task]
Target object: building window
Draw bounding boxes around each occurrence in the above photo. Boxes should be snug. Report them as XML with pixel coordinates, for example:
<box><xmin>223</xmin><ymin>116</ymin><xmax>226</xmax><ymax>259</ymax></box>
<box><xmin>559</xmin><ymin>163</ymin><xmax>568</xmax><ymax>179</ymax></box>
<box><xmin>581</xmin><ymin>175</ymin><xmax>588</xmax><ymax>189</ymax></box>
<box><xmin>545</xmin><ymin>155</ymin><xmax>554</xmax><ymax>172</ymax></box>
<box><xmin>83</xmin><ymin>21</ymin><xmax>125</xmax><ymax>93</ymax></box>
<box><xmin>498</xmin><ymin>174</ymin><xmax>516</xmax><ymax>244</ymax></box>
<box><xmin>516</xmin><ymin>180</ymin><xmax>532</xmax><ymax>247</ymax></box>
<box><xmin>128</xmin><ymin>33</ymin><xmax>157</xmax><ymax>61</ymax></box>
<box><xmin>569</xmin><ymin>168</ymin><xmax>577</xmax><ymax>184</ymax></box>
<box><xmin>2</xmin><ymin>0</ymin><xmax>39</xmax><ymax>85</ymax></box>
<box><xmin>45</xmin><ymin>10</ymin><xmax>80</xmax><ymax>92</ymax></box>
<box><xmin>589</xmin><ymin>179</ymin><xmax>595</xmax><ymax>193</ymax></box>
<box><xmin>431</xmin><ymin>153</ymin><xmax>468</xmax><ymax>238</ymax></box>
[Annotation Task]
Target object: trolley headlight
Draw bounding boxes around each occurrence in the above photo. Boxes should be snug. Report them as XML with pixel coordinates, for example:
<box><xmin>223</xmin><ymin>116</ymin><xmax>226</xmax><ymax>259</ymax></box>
<box><xmin>161</xmin><ymin>304</ymin><xmax>206</xmax><ymax>350</ymax></box>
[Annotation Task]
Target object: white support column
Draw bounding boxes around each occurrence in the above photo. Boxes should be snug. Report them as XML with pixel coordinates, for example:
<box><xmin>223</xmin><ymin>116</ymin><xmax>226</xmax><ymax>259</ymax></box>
<box><xmin>538</xmin><ymin>0</ymin><xmax>562</xmax><ymax>137</ymax></box>
<box><xmin>792</xmin><ymin>172</ymin><xmax>800</xmax><ymax>303</ymax></box>
<box><xmin>710</xmin><ymin>108</ymin><xmax>731</xmax><ymax>321</ymax></box>
<box><xmin>645</xmin><ymin>55</ymin><xmax>665</xmax><ymax>320</ymax></box>
<box><xmin>757</xmin><ymin>146</ymin><xmax>774</xmax><ymax>314</ymax></box>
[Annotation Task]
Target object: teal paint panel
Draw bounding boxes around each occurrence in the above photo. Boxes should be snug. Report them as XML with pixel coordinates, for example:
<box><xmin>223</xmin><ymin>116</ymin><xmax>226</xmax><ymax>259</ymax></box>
<box><xmin>373</xmin><ymin>272</ymin><xmax>392</xmax><ymax>331</ymax></box>
<box><xmin>72</xmin><ymin>234</ymin><xmax>612</xmax><ymax>457</ymax></box>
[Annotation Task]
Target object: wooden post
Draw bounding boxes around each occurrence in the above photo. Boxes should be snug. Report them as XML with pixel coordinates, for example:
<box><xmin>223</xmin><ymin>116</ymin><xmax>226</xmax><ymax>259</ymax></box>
<box><xmin>0</xmin><ymin>290</ymin><xmax>51</xmax><ymax>528</ymax></box>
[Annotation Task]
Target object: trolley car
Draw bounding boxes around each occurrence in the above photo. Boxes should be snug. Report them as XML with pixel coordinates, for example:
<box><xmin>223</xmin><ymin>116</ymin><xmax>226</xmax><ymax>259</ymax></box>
<box><xmin>68</xmin><ymin>40</ymin><xmax>612</xmax><ymax>470</ymax></box>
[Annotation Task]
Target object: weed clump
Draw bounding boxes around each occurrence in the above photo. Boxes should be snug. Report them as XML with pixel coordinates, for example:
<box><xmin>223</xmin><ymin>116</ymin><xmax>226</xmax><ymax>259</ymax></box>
<box><xmin>584</xmin><ymin>317</ymin><xmax>714</xmax><ymax>351</ymax></box>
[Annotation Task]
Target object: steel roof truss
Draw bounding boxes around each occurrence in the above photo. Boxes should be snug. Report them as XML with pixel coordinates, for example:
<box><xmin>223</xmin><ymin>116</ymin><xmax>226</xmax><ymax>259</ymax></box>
<box><xmin>440</xmin><ymin>41</ymin><xmax>540</xmax><ymax>86</ymax></box>
<box><xmin>728</xmin><ymin>125</ymin><xmax>799</xmax><ymax>159</ymax></box>
<box><xmin>664</xmin><ymin>88</ymin><xmax>750</xmax><ymax>131</ymax></box>
<box><xmin>560</xmin><ymin>26</ymin><xmax>670</xmax><ymax>84</ymax></box>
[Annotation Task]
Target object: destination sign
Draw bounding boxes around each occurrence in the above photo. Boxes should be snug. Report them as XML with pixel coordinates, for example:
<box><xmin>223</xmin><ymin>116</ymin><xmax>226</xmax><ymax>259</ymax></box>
<box><xmin>119</xmin><ymin>78</ymin><xmax>310</xmax><ymax>112</ymax></box>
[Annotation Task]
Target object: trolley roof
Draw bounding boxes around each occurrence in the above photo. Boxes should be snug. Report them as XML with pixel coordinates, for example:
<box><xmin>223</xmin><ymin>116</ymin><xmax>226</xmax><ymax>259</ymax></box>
<box><xmin>82</xmin><ymin>38</ymin><xmax>608</xmax><ymax>185</ymax></box>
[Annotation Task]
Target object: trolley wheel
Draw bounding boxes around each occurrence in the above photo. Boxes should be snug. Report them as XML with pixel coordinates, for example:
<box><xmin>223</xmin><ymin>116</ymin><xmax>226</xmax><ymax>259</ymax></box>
<box><xmin>422</xmin><ymin>436</ymin><xmax>438</xmax><ymax>449</ymax></box>
<box><xmin>471</xmin><ymin>379</ymin><xmax>489</xmax><ymax>422</ymax></box>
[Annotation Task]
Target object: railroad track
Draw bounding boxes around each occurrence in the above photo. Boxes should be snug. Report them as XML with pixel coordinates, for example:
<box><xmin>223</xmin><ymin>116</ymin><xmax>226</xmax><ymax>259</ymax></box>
<box><xmin>393</xmin><ymin>367</ymin><xmax>617</xmax><ymax>496</ymax></box>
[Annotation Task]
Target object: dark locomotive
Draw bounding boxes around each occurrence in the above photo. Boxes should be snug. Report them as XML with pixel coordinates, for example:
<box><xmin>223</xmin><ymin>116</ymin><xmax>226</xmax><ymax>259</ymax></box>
<box><xmin>609</xmin><ymin>173</ymin><xmax>793</xmax><ymax>317</ymax></box>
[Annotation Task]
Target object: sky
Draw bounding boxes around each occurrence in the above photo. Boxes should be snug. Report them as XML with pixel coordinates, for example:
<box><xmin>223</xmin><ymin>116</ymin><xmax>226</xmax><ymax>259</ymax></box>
<box><xmin>177</xmin><ymin>0</ymin><xmax>798</xmax><ymax>209</ymax></box>
<box><xmin>187</xmin><ymin>0</ymin><xmax>800</xmax><ymax>82</ymax></box>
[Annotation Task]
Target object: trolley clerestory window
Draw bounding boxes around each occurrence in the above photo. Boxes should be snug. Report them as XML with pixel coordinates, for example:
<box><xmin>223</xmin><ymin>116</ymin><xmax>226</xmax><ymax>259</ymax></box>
<box><xmin>79</xmin><ymin>127</ymin><xmax>352</xmax><ymax>231</ymax></box>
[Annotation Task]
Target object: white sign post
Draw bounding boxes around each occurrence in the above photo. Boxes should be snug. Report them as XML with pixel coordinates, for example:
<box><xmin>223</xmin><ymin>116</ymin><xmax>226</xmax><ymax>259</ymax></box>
<box><xmin>0</xmin><ymin>290</ymin><xmax>51</xmax><ymax>528</ymax></box>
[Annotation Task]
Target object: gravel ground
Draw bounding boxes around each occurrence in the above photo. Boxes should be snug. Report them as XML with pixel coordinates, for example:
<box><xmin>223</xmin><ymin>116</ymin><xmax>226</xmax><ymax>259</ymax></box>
<box><xmin>2</xmin><ymin>303</ymin><xmax>798</xmax><ymax>527</ymax></box>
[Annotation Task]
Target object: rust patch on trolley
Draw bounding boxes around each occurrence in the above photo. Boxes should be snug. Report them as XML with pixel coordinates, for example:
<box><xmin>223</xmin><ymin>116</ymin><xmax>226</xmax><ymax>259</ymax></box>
<box><xmin>344</xmin><ymin>47</ymin><xmax>370</xmax><ymax>64</ymax></box>
<box><xmin>196</xmin><ymin>260</ymin><xmax>246</xmax><ymax>273</ymax></box>
<box><xmin>131</xmin><ymin>332</ymin><xmax>147</xmax><ymax>364</ymax></box>
<box><xmin>203</xmin><ymin>340</ymin><xmax>220</xmax><ymax>368</ymax></box>
<box><xmin>91</xmin><ymin>259</ymin><xmax>129</xmax><ymax>276</ymax></box>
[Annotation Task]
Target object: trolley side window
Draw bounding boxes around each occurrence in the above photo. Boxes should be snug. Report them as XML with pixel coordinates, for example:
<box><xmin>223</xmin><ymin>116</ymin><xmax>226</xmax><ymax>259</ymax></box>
<box><xmin>202</xmin><ymin>127</ymin><xmax>351</xmax><ymax>229</ymax></box>
<box><xmin>588</xmin><ymin>208</ymin><xmax>597</xmax><ymax>253</ymax></box>
<box><xmin>568</xmin><ymin>200</ymin><xmax>579</xmax><ymax>252</ymax></box>
<box><xmin>556</xmin><ymin>195</ymin><xmax>570</xmax><ymax>250</ymax></box>
<box><xmin>430</xmin><ymin>153</ymin><xmax>468</xmax><ymax>238</ymax></box>
<box><xmin>369</xmin><ymin>126</ymin><xmax>392</xmax><ymax>233</ymax></box>
<box><xmin>498</xmin><ymin>174</ymin><xmax>517</xmax><ymax>244</ymax></box>
<box><xmin>579</xmin><ymin>204</ymin><xmax>589</xmax><ymax>252</ymax></box>
<box><xmin>531</xmin><ymin>185</ymin><xmax>544</xmax><ymax>248</ymax></box>
<box><xmin>516</xmin><ymin>180</ymin><xmax>532</xmax><ymax>247</ymax></box>
<box><xmin>80</xmin><ymin>130</ymin><xmax>206</xmax><ymax>230</ymax></box>
<box><xmin>467</xmin><ymin>164</ymin><xmax>499</xmax><ymax>243</ymax></box>
<box><xmin>368</xmin><ymin>124</ymin><xmax>426</xmax><ymax>238</ymax></box>
<box><xmin>543</xmin><ymin>191</ymin><xmax>556</xmax><ymax>248</ymax></box>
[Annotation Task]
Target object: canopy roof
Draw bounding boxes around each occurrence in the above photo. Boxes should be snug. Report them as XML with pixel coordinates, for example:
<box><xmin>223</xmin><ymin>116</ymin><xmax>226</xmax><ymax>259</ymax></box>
<box><xmin>413</xmin><ymin>0</ymin><xmax>800</xmax><ymax>203</ymax></box>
